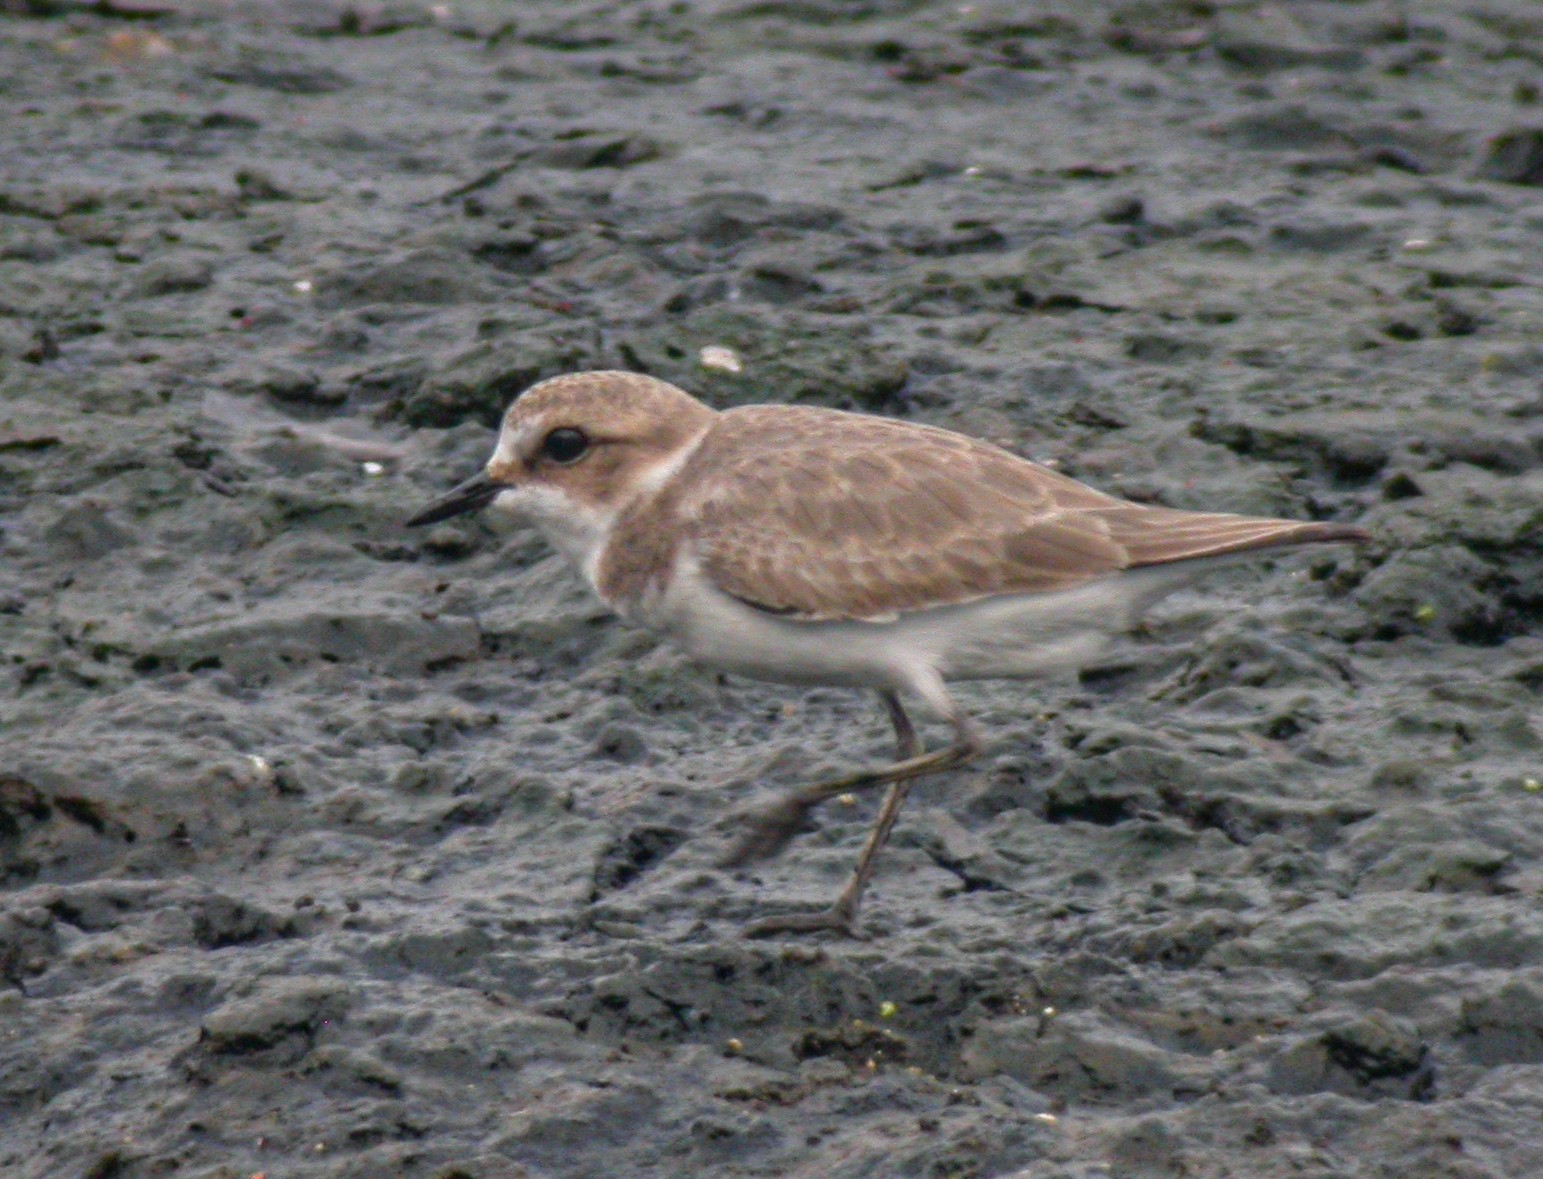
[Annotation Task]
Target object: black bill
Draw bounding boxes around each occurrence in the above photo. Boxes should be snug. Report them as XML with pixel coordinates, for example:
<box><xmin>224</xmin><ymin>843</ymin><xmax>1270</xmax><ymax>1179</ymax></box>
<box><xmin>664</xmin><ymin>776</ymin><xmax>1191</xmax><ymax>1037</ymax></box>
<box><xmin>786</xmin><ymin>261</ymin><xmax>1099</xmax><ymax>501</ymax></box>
<box><xmin>406</xmin><ymin>472</ymin><xmax>502</xmax><ymax>527</ymax></box>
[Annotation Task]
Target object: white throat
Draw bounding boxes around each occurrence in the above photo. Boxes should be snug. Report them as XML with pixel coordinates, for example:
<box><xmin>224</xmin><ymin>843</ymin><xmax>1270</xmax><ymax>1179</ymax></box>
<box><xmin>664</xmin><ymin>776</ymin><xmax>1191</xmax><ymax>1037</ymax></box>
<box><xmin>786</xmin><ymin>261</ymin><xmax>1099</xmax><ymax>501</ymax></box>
<box><xmin>493</xmin><ymin>484</ymin><xmax>616</xmax><ymax>588</ymax></box>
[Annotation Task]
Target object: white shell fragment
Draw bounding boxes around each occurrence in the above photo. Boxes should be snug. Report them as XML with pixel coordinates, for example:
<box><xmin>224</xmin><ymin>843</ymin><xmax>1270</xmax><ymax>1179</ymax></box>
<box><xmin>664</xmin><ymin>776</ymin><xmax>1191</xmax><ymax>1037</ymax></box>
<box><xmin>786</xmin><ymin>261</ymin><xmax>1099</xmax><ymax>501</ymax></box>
<box><xmin>698</xmin><ymin>345</ymin><xmax>743</xmax><ymax>374</ymax></box>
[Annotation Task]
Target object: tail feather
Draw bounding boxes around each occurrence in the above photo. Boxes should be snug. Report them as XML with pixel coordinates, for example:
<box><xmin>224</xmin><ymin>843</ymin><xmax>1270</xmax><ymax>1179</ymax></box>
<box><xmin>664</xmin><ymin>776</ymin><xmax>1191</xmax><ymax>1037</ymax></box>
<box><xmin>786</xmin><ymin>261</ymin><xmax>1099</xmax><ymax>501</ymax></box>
<box><xmin>1105</xmin><ymin>507</ymin><xmax>1369</xmax><ymax>569</ymax></box>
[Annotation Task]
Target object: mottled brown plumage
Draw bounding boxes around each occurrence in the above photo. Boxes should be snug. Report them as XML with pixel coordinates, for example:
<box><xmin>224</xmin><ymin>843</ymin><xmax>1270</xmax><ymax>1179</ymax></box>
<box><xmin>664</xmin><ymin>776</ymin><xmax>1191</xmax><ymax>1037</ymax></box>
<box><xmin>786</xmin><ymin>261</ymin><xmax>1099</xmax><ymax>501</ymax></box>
<box><xmin>597</xmin><ymin>403</ymin><xmax>1365</xmax><ymax>622</ymax></box>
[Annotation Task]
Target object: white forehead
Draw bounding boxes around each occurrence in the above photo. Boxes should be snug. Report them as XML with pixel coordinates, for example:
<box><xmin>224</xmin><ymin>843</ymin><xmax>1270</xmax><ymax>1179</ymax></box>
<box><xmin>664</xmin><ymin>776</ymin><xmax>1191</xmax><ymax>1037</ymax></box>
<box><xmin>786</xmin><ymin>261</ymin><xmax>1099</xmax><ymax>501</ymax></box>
<box><xmin>488</xmin><ymin>417</ymin><xmax>539</xmax><ymax>470</ymax></box>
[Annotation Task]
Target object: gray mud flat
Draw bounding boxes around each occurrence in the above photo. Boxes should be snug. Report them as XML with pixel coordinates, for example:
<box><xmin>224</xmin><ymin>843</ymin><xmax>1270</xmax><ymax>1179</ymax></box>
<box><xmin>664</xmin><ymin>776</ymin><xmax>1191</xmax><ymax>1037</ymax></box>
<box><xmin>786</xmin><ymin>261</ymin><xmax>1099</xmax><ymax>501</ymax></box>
<box><xmin>3</xmin><ymin>2</ymin><xmax>1543</xmax><ymax>1176</ymax></box>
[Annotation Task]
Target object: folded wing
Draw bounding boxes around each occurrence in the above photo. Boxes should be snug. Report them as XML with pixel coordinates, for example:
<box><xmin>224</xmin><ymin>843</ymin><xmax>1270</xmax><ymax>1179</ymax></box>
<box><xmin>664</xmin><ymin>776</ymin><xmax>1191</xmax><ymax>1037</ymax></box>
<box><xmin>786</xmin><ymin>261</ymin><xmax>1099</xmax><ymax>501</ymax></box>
<box><xmin>682</xmin><ymin>407</ymin><xmax>1364</xmax><ymax>622</ymax></box>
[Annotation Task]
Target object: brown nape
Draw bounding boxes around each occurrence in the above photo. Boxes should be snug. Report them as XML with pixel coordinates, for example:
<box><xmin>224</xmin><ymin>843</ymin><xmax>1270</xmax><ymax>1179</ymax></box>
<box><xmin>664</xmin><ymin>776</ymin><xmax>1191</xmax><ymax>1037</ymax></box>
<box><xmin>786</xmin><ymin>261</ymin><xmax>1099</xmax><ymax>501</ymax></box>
<box><xmin>1106</xmin><ymin>510</ymin><xmax>1370</xmax><ymax>569</ymax></box>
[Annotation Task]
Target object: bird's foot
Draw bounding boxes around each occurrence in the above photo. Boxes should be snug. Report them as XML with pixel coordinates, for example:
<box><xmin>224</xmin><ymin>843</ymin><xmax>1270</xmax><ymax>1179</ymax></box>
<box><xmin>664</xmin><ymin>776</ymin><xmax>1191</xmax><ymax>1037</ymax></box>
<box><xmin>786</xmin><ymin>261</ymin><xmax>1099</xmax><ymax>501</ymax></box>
<box><xmin>742</xmin><ymin>903</ymin><xmax>865</xmax><ymax>940</ymax></box>
<box><xmin>717</xmin><ymin>796</ymin><xmax>815</xmax><ymax>868</ymax></box>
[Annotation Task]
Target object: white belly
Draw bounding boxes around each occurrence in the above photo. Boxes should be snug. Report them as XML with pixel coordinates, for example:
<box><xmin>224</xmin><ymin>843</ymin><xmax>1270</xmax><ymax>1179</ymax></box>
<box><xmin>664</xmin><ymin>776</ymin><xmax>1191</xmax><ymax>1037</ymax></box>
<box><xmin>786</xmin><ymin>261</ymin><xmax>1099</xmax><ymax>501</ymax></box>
<box><xmin>642</xmin><ymin>555</ymin><xmax>1207</xmax><ymax>701</ymax></box>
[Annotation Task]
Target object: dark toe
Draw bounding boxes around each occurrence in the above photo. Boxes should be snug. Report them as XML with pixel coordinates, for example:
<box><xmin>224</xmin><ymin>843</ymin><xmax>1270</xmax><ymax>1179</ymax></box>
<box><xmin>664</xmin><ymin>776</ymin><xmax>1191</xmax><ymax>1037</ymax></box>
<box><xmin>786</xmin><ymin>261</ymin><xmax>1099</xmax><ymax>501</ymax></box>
<box><xmin>743</xmin><ymin>908</ymin><xmax>864</xmax><ymax>939</ymax></box>
<box><xmin>717</xmin><ymin>798</ymin><xmax>814</xmax><ymax>868</ymax></box>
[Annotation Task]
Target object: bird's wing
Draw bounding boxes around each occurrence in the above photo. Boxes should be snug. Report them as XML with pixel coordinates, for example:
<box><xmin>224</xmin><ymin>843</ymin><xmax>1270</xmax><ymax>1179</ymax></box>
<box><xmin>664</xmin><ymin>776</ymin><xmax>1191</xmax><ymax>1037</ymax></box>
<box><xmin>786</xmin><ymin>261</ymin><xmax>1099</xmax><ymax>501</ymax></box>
<box><xmin>681</xmin><ymin>406</ymin><xmax>1362</xmax><ymax>623</ymax></box>
<box><xmin>679</xmin><ymin>407</ymin><xmax>1122</xmax><ymax>621</ymax></box>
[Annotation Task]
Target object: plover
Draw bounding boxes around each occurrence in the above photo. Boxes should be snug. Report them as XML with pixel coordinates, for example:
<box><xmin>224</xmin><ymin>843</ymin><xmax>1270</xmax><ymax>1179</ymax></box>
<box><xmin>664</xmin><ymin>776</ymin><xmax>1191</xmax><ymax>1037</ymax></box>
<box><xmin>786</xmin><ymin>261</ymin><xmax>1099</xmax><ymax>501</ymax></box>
<box><xmin>408</xmin><ymin>370</ymin><xmax>1367</xmax><ymax>936</ymax></box>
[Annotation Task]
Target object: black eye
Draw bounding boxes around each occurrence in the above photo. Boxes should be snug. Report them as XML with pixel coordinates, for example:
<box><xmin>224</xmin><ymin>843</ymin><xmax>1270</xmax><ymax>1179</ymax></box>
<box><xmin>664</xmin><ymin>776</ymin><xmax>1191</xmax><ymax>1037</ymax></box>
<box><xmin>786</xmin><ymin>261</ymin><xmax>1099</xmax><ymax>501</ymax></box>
<box><xmin>540</xmin><ymin>427</ymin><xmax>589</xmax><ymax>465</ymax></box>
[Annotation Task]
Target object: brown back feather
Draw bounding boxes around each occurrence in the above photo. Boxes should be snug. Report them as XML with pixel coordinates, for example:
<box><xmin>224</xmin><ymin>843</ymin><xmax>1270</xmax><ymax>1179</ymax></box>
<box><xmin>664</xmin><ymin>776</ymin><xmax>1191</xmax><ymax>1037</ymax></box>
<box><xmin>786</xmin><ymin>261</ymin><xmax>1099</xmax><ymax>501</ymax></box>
<box><xmin>613</xmin><ymin>404</ymin><xmax>1366</xmax><ymax>622</ymax></box>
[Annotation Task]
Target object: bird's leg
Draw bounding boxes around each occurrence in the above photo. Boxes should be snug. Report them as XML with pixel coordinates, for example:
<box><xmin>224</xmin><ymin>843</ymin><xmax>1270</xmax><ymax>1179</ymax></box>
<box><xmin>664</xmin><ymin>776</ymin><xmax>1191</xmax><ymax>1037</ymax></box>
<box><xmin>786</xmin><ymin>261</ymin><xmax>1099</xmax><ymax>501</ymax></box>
<box><xmin>743</xmin><ymin>694</ymin><xmax>924</xmax><ymax>937</ymax></box>
<box><xmin>720</xmin><ymin>690</ymin><xmax>961</xmax><ymax>867</ymax></box>
<box><xmin>731</xmin><ymin>690</ymin><xmax>981</xmax><ymax>938</ymax></box>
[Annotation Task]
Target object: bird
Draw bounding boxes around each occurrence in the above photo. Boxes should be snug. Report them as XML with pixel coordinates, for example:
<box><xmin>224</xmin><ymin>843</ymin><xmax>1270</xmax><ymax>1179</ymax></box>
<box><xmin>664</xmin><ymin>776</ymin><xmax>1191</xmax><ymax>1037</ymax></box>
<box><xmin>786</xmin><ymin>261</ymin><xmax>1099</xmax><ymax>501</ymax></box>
<box><xmin>407</xmin><ymin>370</ymin><xmax>1368</xmax><ymax>936</ymax></box>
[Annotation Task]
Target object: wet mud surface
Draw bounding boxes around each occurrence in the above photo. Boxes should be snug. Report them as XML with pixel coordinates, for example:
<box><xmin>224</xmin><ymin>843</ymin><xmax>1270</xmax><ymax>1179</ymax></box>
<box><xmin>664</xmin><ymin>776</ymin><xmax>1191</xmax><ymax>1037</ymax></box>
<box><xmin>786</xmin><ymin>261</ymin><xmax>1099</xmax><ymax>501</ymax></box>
<box><xmin>4</xmin><ymin>2</ymin><xmax>1543</xmax><ymax>1176</ymax></box>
